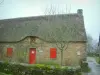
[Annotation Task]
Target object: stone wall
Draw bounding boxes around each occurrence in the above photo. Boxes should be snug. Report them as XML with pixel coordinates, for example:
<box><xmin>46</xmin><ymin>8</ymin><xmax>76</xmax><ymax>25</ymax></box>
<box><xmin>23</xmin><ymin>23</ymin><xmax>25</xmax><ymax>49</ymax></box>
<box><xmin>0</xmin><ymin>37</ymin><xmax>86</xmax><ymax>66</ymax></box>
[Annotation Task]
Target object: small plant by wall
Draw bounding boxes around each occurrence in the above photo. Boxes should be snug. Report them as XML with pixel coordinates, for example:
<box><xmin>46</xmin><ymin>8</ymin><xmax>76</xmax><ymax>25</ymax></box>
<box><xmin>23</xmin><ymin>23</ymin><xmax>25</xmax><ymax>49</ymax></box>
<box><xmin>80</xmin><ymin>60</ymin><xmax>91</xmax><ymax>73</ymax></box>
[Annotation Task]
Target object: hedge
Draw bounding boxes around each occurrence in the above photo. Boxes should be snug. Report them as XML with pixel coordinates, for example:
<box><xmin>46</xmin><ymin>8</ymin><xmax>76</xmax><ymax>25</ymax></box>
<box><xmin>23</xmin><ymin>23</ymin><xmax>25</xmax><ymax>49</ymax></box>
<box><xmin>0</xmin><ymin>62</ymin><xmax>82</xmax><ymax>75</ymax></box>
<box><xmin>0</xmin><ymin>72</ymin><xmax>12</xmax><ymax>75</ymax></box>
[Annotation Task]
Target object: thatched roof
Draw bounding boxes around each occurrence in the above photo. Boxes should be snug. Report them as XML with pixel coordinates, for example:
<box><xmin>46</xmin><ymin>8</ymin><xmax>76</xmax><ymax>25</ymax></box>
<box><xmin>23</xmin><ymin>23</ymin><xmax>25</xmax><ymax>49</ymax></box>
<box><xmin>0</xmin><ymin>9</ymin><xmax>87</xmax><ymax>42</ymax></box>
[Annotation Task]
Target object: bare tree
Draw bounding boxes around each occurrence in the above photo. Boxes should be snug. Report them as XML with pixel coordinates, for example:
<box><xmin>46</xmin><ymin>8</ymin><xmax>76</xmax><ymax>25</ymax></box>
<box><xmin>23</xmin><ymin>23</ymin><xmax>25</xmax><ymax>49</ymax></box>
<box><xmin>42</xmin><ymin>5</ymin><xmax>71</xmax><ymax>65</ymax></box>
<box><xmin>87</xmin><ymin>34</ymin><xmax>100</xmax><ymax>57</ymax></box>
<box><xmin>49</xmin><ymin>27</ymin><xmax>69</xmax><ymax>66</ymax></box>
<box><xmin>86</xmin><ymin>34</ymin><xmax>94</xmax><ymax>54</ymax></box>
<box><xmin>37</xmin><ymin>5</ymin><xmax>84</xmax><ymax>65</ymax></box>
<box><xmin>86</xmin><ymin>34</ymin><xmax>99</xmax><ymax>56</ymax></box>
<box><xmin>95</xmin><ymin>34</ymin><xmax>100</xmax><ymax>56</ymax></box>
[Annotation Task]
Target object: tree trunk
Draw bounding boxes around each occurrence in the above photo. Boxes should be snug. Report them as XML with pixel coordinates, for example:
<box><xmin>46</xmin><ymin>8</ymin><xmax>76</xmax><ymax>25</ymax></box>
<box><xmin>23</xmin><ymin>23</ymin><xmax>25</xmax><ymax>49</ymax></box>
<box><xmin>61</xmin><ymin>50</ymin><xmax>63</xmax><ymax>66</ymax></box>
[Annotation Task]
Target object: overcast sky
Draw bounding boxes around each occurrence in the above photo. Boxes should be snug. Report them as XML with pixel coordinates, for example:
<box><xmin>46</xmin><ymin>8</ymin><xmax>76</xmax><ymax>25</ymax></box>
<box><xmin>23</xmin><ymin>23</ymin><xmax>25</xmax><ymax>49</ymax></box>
<box><xmin>0</xmin><ymin>0</ymin><xmax>100</xmax><ymax>41</ymax></box>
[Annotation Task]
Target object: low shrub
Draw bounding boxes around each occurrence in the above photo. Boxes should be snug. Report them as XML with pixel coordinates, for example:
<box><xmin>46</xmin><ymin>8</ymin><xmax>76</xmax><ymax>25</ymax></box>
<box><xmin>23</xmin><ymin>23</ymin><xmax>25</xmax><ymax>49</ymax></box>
<box><xmin>0</xmin><ymin>72</ymin><xmax>12</xmax><ymax>75</ymax></box>
<box><xmin>98</xmin><ymin>59</ymin><xmax>100</xmax><ymax>64</ymax></box>
<box><xmin>0</xmin><ymin>62</ymin><xmax>82</xmax><ymax>75</ymax></box>
<box><xmin>80</xmin><ymin>60</ymin><xmax>91</xmax><ymax>73</ymax></box>
<box><xmin>95</xmin><ymin>56</ymin><xmax>100</xmax><ymax>64</ymax></box>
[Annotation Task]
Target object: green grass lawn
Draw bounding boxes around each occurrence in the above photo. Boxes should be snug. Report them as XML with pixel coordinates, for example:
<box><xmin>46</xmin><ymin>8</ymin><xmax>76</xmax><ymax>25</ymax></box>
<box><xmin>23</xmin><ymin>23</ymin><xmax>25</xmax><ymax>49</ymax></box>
<box><xmin>95</xmin><ymin>56</ymin><xmax>100</xmax><ymax>64</ymax></box>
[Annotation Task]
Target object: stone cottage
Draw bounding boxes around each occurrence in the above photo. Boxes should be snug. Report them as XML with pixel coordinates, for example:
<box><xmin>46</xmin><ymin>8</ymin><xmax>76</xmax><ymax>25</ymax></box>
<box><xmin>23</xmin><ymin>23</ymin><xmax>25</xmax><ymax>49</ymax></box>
<box><xmin>0</xmin><ymin>9</ymin><xmax>87</xmax><ymax>66</ymax></box>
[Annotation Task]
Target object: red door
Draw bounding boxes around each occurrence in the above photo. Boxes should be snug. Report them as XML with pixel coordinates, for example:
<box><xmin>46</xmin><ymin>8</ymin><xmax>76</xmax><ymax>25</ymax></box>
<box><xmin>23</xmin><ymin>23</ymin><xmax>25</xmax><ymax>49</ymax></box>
<box><xmin>29</xmin><ymin>48</ymin><xmax>36</xmax><ymax>64</ymax></box>
<box><xmin>7</xmin><ymin>48</ymin><xmax>13</xmax><ymax>57</ymax></box>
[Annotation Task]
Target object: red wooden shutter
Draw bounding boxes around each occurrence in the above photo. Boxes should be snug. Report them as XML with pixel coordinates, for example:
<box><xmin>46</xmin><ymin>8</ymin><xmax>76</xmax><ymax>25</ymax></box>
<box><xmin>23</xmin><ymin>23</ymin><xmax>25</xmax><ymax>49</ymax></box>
<box><xmin>50</xmin><ymin>48</ymin><xmax>56</xmax><ymax>58</ymax></box>
<box><xmin>7</xmin><ymin>48</ymin><xmax>13</xmax><ymax>57</ymax></box>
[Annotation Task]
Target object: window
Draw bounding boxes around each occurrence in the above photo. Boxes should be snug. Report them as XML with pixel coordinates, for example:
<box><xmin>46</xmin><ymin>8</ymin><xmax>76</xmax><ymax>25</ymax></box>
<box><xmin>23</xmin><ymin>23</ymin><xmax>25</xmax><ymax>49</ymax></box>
<box><xmin>50</xmin><ymin>48</ymin><xmax>57</xmax><ymax>59</ymax></box>
<box><xmin>7</xmin><ymin>48</ymin><xmax>13</xmax><ymax>57</ymax></box>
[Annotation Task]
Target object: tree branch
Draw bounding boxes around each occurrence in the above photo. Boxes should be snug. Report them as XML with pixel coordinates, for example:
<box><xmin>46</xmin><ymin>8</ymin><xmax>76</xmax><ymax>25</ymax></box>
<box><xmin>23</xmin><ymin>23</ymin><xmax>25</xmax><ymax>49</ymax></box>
<box><xmin>64</xmin><ymin>42</ymin><xmax>69</xmax><ymax>50</ymax></box>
